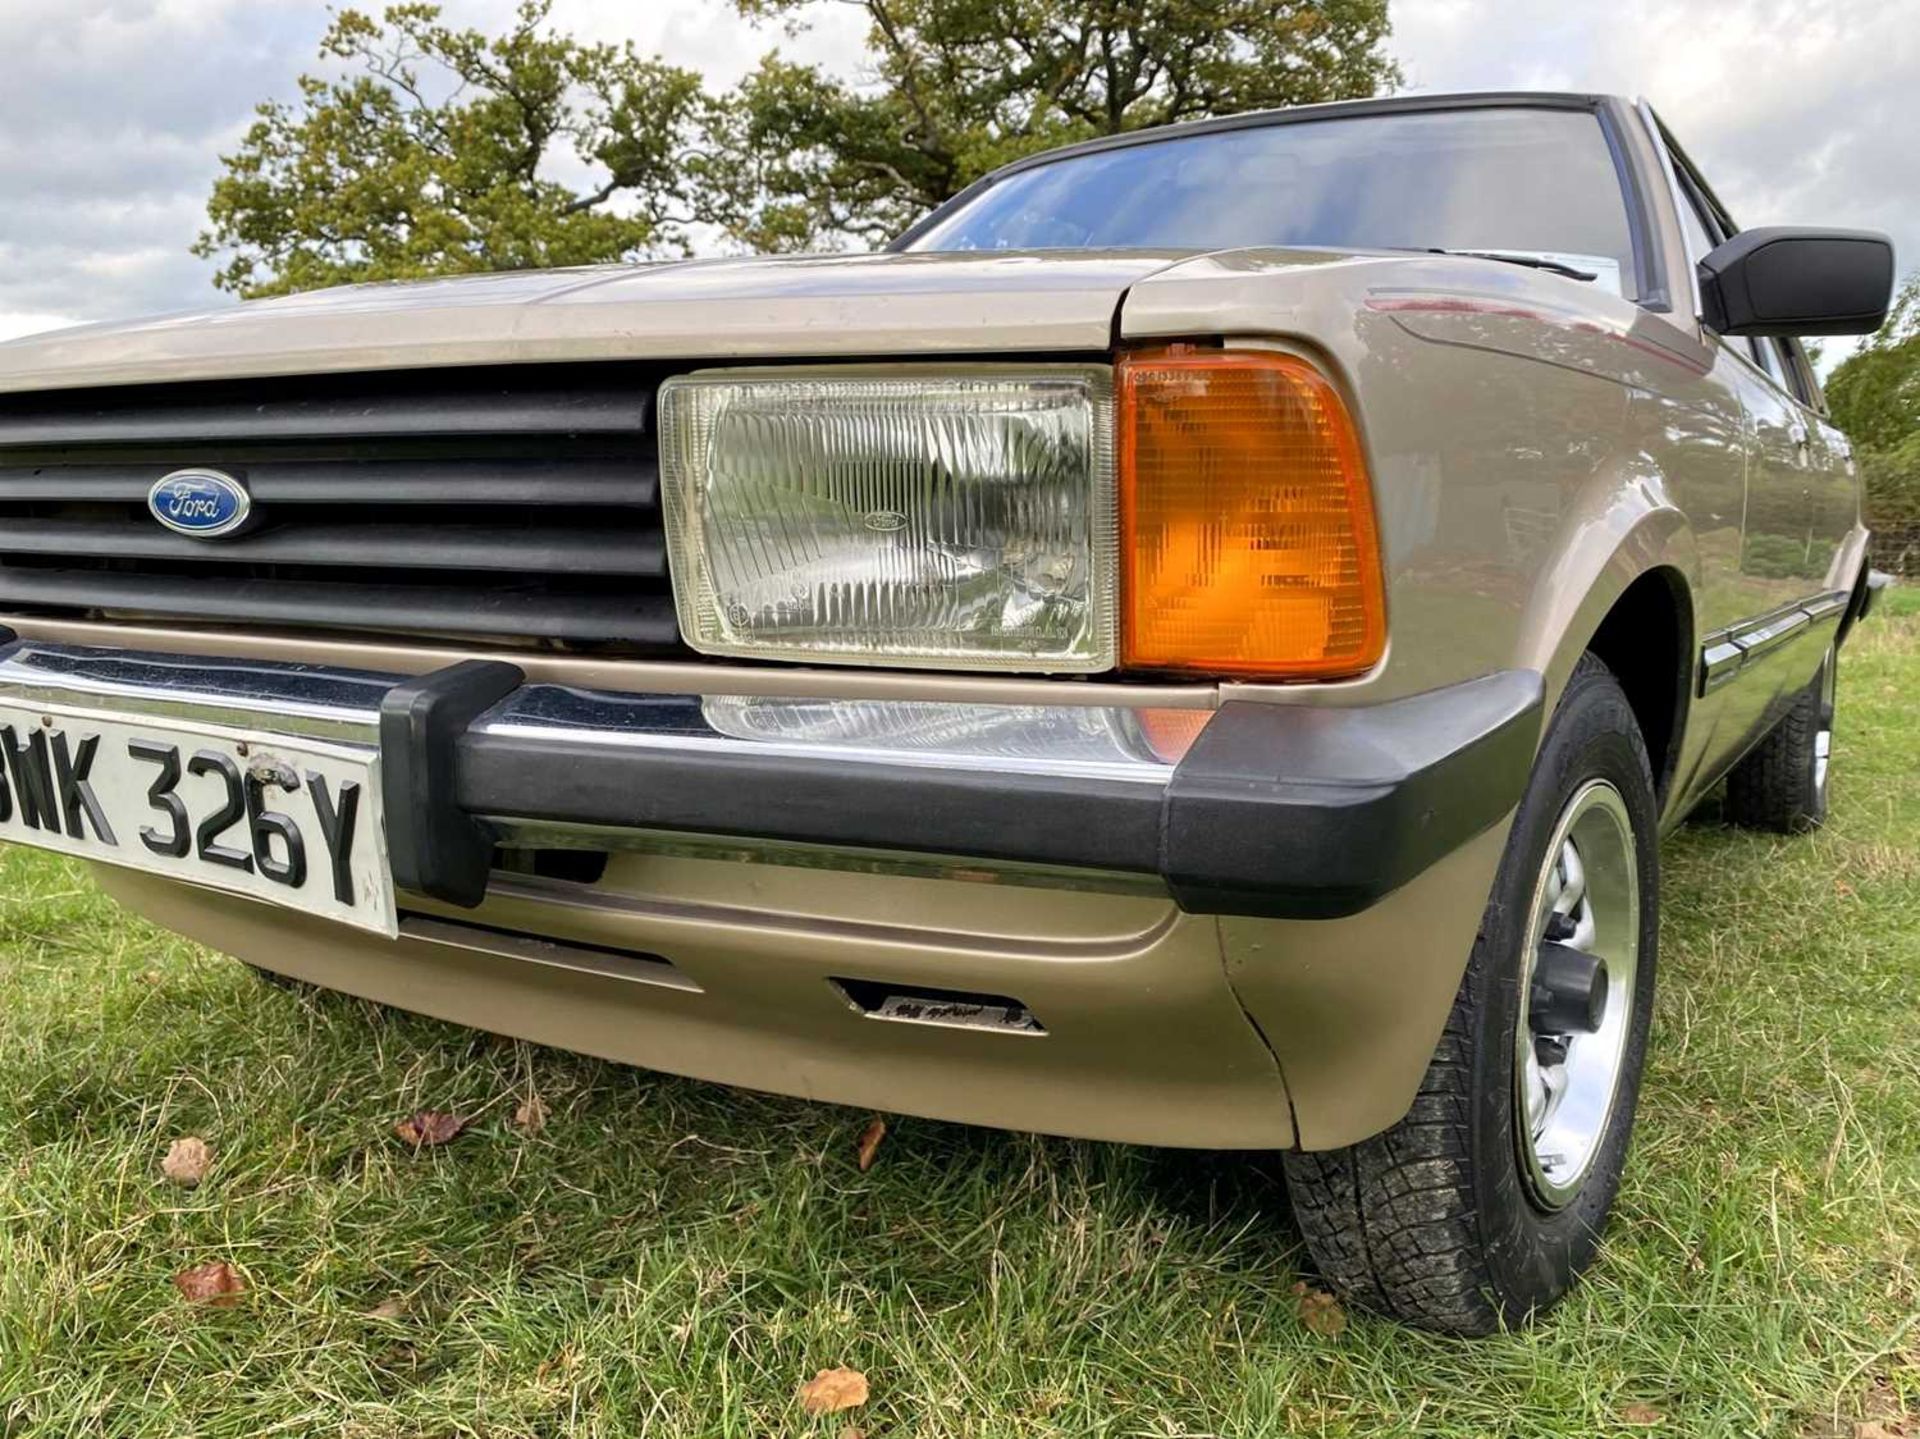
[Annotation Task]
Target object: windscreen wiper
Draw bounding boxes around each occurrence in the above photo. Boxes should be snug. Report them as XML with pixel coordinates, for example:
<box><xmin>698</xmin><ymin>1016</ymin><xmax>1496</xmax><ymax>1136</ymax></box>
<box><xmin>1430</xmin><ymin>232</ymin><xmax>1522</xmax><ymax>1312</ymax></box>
<box><xmin>1427</xmin><ymin>248</ymin><xmax>1598</xmax><ymax>281</ymax></box>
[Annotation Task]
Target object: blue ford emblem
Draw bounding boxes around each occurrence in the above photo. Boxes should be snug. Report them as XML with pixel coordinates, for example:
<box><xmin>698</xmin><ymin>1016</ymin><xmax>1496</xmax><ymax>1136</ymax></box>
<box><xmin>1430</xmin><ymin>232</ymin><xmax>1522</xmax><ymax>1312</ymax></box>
<box><xmin>148</xmin><ymin>469</ymin><xmax>251</xmax><ymax>538</ymax></box>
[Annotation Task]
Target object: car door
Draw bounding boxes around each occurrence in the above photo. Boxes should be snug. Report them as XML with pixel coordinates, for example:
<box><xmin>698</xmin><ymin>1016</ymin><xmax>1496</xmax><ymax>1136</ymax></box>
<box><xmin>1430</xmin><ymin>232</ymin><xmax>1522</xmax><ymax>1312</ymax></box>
<box><xmin>1640</xmin><ymin>139</ymin><xmax>1751</xmax><ymax>646</ymax></box>
<box><xmin>1707</xmin><ymin>336</ymin><xmax>1829</xmax><ymax>733</ymax></box>
<box><xmin>1735</xmin><ymin>337</ymin><xmax>1817</xmax><ymax>603</ymax></box>
<box><xmin>1658</xmin><ymin>157</ymin><xmax>1809</xmax><ymax>615</ymax></box>
<box><xmin>1777</xmin><ymin>338</ymin><xmax>1860</xmax><ymax>589</ymax></box>
<box><xmin>1647</xmin><ymin>124</ymin><xmax>1826</xmax><ymax>789</ymax></box>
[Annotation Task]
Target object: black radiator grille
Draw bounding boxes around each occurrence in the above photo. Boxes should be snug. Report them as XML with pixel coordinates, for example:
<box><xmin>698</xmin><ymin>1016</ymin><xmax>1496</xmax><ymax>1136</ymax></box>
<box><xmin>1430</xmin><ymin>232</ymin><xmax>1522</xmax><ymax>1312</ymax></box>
<box><xmin>0</xmin><ymin>364</ymin><xmax>684</xmax><ymax>651</ymax></box>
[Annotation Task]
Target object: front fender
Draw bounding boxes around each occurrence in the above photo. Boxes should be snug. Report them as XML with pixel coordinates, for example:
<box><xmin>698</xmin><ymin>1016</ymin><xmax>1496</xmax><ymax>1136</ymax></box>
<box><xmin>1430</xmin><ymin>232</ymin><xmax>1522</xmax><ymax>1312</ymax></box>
<box><xmin>1513</xmin><ymin>473</ymin><xmax>1696</xmax><ymax>714</ymax></box>
<box><xmin>1145</xmin><ymin>251</ymin><xmax>1698</xmax><ymax>712</ymax></box>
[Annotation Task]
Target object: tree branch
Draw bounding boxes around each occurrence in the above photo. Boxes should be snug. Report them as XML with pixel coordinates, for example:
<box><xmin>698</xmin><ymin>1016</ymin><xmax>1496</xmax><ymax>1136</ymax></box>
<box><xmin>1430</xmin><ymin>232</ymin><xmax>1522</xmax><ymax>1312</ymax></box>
<box><xmin>864</xmin><ymin>0</ymin><xmax>941</xmax><ymax>148</ymax></box>
<box><xmin>559</xmin><ymin>176</ymin><xmax>621</xmax><ymax>215</ymax></box>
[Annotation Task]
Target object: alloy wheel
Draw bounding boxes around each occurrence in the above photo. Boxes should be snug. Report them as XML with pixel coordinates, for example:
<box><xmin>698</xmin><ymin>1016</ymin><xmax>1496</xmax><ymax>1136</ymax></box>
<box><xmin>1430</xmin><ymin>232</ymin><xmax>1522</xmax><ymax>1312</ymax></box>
<box><xmin>1514</xmin><ymin>779</ymin><xmax>1641</xmax><ymax>1211</ymax></box>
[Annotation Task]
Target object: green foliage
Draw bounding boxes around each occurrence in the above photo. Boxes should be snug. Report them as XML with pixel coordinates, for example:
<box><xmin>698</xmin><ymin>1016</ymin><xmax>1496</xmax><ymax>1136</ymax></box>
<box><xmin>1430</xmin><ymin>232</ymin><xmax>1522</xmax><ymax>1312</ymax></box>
<box><xmin>193</xmin><ymin>2</ymin><xmax>715</xmax><ymax>297</ymax></box>
<box><xmin>1828</xmin><ymin>273</ymin><xmax>1920</xmax><ymax>563</ymax></box>
<box><xmin>198</xmin><ymin>0</ymin><xmax>1401</xmax><ymax>290</ymax></box>
<box><xmin>1827</xmin><ymin>273</ymin><xmax>1920</xmax><ymax>452</ymax></box>
<box><xmin>1861</xmin><ymin>431</ymin><xmax>1920</xmax><ymax>528</ymax></box>
<box><xmin>1738</xmin><ymin>531</ymin><xmax>1809</xmax><ymax>580</ymax></box>
<box><xmin>719</xmin><ymin>0</ymin><xmax>1401</xmax><ymax>251</ymax></box>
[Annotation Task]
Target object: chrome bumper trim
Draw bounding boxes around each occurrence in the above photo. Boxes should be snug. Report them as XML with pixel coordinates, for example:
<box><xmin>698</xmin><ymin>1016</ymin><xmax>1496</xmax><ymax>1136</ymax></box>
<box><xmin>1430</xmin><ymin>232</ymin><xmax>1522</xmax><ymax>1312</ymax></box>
<box><xmin>0</xmin><ymin>640</ymin><xmax>1184</xmax><ymax>784</ymax></box>
<box><xmin>472</xmin><ymin>687</ymin><xmax>1182</xmax><ymax>785</ymax></box>
<box><xmin>0</xmin><ymin>638</ymin><xmax>1545</xmax><ymax>922</ymax></box>
<box><xmin>398</xmin><ymin>913</ymin><xmax>703</xmax><ymax>993</ymax></box>
<box><xmin>475</xmin><ymin>817</ymin><xmax>1169</xmax><ymax>894</ymax></box>
<box><xmin>0</xmin><ymin>643</ymin><xmax>389</xmax><ymax>742</ymax></box>
<box><xmin>0</xmin><ymin>639</ymin><xmax>1184</xmax><ymax>890</ymax></box>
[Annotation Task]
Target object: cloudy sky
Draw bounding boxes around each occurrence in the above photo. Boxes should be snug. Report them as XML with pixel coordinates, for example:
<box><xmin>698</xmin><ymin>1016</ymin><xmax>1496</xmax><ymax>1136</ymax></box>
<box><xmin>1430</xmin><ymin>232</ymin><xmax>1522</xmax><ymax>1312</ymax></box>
<box><xmin>1</xmin><ymin>0</ymin><xmax>1915</xmax><ymax>353</ymax></box>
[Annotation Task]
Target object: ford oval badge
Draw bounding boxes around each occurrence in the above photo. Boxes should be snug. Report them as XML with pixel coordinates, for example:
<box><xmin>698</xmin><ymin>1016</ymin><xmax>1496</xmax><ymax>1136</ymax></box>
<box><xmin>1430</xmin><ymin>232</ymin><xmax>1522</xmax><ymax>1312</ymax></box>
<box><xmin>148</xmin><ymin>469</ymin><xmax>251</xmax><ymax>538</ymax></box>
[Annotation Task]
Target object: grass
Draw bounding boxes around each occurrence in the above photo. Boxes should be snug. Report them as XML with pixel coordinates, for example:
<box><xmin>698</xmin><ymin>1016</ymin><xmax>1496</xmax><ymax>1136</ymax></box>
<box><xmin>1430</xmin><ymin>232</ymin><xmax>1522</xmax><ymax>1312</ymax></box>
<box><xmin>1</xmin><ymin>594</ymin><xmax>1916</xmax><ymax>1438</ymax></box>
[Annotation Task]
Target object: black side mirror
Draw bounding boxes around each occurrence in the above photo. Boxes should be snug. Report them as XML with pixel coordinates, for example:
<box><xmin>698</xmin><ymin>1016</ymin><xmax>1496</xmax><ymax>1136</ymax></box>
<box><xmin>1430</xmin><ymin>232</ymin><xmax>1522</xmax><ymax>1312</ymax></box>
<box><xmin>1699</xmin><ymin>226</ymin><xmax>1895</xmax><ymax>336</ymax></box>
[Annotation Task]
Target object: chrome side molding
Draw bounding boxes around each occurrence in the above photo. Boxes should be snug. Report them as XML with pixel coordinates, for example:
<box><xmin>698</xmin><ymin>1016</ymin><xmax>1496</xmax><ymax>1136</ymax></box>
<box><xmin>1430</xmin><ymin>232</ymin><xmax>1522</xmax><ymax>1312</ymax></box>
<box><xmin>1699</xmin><ymin>589</ymin><xmax>1848</xmax><ymax>694</ymax></box>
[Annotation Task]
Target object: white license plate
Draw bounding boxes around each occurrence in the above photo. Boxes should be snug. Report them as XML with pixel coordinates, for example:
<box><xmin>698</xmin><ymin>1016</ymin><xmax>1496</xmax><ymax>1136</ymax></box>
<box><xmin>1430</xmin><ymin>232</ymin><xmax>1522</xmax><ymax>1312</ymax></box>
<box><xmin>0</xmin><ymin>701</ymin><xmax>396</xmax><ymax>936</ymax></box>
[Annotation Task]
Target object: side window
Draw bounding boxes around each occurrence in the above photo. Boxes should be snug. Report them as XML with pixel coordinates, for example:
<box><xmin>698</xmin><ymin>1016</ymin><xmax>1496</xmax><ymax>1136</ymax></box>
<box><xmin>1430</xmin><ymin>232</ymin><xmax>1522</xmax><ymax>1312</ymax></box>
<box><xmin>1748</xmin><ymin>337</ymin><xmax>1813</xmax><ymax>407</ymax></box>
<box><xmin>1667</xmin><ymin>148</ymin><xmax>1813</xmax><ymax>404</ymax></box>
<box><xmin>1673</xmin><ymin>176</ymin><xmax>1718</xmax><ymax>267</ymax></box>
<box><xmin>1778</xmin><ymin>340</ymin><xmax>1821</xmax><ymax>410</ymax></box>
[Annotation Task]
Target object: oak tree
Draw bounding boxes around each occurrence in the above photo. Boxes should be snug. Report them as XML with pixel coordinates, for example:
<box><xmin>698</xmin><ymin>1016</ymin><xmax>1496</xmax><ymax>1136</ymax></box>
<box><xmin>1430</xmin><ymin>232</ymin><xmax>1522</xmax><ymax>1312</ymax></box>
<box><xmin>197</xmin><ymin>0</ymin><xmax>1400</xmax><ymax>292</ymax></box>
<box><xmin>195</xmin><ymin>2</ymin><xmax>714</xmax><ymax>297</ymax></box>
<box><xmin>1828</xmin><ymin>273</ymin><xmax>1920</xmax><ymax>547</ymax></box>
<box><xmin>719</xmin><ymin>0</ymin><xmax>1400</xmax><ymax>250</ymax></box>
<box><xmin>1828</xmin><ymin>272</ymin><xmax>1920</xmax><ymax>453</ymax></box>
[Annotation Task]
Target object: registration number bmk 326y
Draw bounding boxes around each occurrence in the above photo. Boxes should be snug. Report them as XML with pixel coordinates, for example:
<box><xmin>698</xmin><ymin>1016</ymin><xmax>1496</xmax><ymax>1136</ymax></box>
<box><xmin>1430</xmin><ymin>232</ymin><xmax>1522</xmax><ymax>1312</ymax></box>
<box><xmin>0</xmin><ymin>703</ymin><xmax>396</xmax><ymax>935</ymax></box>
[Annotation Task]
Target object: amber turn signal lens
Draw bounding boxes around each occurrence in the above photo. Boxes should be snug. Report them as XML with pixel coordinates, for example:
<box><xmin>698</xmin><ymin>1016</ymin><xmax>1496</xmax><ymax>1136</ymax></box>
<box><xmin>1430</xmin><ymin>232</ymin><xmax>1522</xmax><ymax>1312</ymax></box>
<box><xmin>1118</xmin><ymin>349</ymin><xmax>1386</xmax><ymax>678</ymax></box>
<box><xmin>1136</xmin><ymin>708</ymin><xmax>1215</xmax><ymax>763</ymax></box>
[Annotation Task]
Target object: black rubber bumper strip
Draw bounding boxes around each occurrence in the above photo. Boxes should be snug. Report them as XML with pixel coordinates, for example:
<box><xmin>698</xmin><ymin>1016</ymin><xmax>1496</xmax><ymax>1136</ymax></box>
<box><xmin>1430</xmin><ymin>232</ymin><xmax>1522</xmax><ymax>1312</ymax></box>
<box><xmin>453</xmin><ymin>668</ymin><xmax>1543</xmax><ymax>921</ymax></box>
<box><xmin>1159</xmin><ymin>668</ymin><xmax>1543</xmax><ymax>918</ymax></box>
<box><xmin>381</xmin><ymin>659</ymin><xmax>524</xmax><ymax>906</ymax></box>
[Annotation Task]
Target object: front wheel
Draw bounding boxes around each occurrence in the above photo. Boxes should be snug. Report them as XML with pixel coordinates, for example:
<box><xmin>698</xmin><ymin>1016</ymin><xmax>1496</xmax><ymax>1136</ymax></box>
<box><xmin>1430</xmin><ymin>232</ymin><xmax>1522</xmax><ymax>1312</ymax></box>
<box><xmin>1283</xmin><ymin>656</ymin><xmax>1660</xmax><ymax>1334</ymax></box>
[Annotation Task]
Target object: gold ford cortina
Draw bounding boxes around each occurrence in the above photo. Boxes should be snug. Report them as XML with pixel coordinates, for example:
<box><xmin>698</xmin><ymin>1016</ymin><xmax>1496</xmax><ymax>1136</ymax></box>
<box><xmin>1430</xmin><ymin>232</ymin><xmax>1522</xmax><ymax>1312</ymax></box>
<box><xmin>0</xmin><ymin>91</ymin><xmax>1896</xmax><ymax>1333</ymax></box>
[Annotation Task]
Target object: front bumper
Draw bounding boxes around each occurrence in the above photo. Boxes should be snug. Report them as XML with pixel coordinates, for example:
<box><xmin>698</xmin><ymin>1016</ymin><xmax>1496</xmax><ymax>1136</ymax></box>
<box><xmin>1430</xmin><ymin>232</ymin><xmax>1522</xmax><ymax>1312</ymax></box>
<box><xmin>0</xmin><ymin>627</ymin><xmax>1540</xmax><ymax>1148</ymax></box>
<box><xmin>0</xmin><ymin>630</ymin><xmax>1540</xmax><ymax>921</ymax></box>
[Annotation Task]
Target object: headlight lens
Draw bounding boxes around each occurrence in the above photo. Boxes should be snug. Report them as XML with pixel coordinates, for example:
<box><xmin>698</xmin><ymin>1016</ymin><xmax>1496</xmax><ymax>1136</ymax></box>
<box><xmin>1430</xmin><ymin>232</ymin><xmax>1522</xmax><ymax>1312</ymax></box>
<box><xmin>658</xmin><ymin>367</ymin><xmax>1115</xmax><ymax>670</ymax></box>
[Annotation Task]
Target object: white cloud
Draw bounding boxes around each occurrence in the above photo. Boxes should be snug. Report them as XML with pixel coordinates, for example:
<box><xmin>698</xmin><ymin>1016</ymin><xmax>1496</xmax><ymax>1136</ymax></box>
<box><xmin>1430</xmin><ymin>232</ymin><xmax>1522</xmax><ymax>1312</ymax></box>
<box><xmin>0</xmin><ymin>311</ymin><xmax>77</xmax><ymax>343</ymax></box>
<box><xmin>0</xmin><ymin>0</ymin><xmax>316</xmax><ymax>333</ymax></box>
<box><xmin>1391</xmin><ymin>0</ymin><xmax>1920</xmax><ymax>368</ymax></box>
<box><xmin>0</xmin><ymin>0</ymin><xmax>1914</xmax><ymax>345</ymax></box>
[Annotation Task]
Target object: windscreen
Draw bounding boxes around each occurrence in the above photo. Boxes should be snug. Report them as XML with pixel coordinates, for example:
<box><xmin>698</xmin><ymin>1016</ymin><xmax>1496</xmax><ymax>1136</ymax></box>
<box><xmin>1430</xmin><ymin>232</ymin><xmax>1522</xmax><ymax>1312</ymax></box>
<box><xmin>905</xmin><ymin>106</ymin><xmax>1638</xmax><ymax>296</ymax></box>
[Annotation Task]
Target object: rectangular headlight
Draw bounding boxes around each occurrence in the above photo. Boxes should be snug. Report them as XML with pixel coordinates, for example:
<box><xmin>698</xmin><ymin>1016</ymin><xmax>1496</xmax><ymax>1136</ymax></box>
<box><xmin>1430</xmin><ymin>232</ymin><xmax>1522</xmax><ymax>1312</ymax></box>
<box><xmin>658</xmin><ymin>367</ymin><xmax>1115</xmax><ymax>670</ymax></box>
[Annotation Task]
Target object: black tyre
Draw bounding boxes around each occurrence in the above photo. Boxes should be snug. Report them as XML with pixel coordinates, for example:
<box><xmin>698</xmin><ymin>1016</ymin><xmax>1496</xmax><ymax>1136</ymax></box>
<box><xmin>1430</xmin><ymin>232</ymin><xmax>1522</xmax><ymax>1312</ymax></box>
<box><xmin>1723</xmin><ymin>648</ymin><xmax>1833</xmax><ymax>833</ymax></box>
<box><xmin>1283</xmin><ymin>655</ymin><xmax>1660</xmax><ymax>1334</ymax></box>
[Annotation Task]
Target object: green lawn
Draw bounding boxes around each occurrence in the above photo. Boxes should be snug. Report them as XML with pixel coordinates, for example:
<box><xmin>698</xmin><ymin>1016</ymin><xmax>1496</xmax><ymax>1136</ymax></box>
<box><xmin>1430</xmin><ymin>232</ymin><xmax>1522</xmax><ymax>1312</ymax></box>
<box><xmin>2</xmin><ymin>594</ymin><xmax>1916</xmax><ymax>1438</ymax></box>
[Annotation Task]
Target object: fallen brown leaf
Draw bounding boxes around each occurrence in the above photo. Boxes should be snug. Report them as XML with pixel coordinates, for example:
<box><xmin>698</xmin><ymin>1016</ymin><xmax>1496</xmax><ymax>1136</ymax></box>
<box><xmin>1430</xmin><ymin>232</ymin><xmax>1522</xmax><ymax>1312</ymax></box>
<box><xmin>161</xmin><ymin>1136</ymin><xmax>212</xmax><ymax>1188</ymax></box>
<box><xmin>798</xmin><ymin>1367</ymin><xmax>869</xmax><ymax>1415</ymax></box>
<box><xmin>841</xmin><ymin>1429</ymin><xmax>867</xmax><ymax>1439</ymax></box>
<box><xmin>363</xmin><ymin>1297</ymin><xmax>407</xmax><ymax>1320</ymax></box>
<box><xmin>1292</xmin><ymin>1280</ymin><xmax>1347</xmax><ymax>1338</ymax></box>
<box><xmin>855</xmin><ymin>1117</ymin><xmax>886</xmax><ymax>1172</ymax></box>
<box><xmin>513</xmin><ymin>1095</ymin><xmax>549</xmax><ymax>1134</ymax></box>
<box><xmin>1618</xmin><ymin>1401</ymin><xmax>1665</xmax><ymax>1426</ymax></box>
<box><xmin>394</xmin><ymin>1111</ymin><xmax>466</xmax><ymax>1148</ymax></box>
<box><xmin>1852</xmin><ymin>1408</ymin><xmax>1916</xmax><ymax>1439</ymax></box>
<box><xmin>172</xmin><ymin>1261</ymin><xmax>246</xmax><ymax>1307</ymax></box>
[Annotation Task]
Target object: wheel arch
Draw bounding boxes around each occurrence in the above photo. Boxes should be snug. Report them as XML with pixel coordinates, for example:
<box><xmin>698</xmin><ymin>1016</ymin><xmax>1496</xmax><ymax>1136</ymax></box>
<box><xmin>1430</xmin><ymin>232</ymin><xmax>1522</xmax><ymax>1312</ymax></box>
<box><xmin>1584</xmin><ymin>566</ymin><xmax>1692</xmax><ymax>806</ymax></box>
<box><xmin>1516</xmin><ymin>500</ymin><xmax>1697</xmax><ymax>810</ymax></box>
<box><xmin>1834</xmin><ymin>548</ymin><xmax>1876</xmax><ymax>651</ymax></box>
